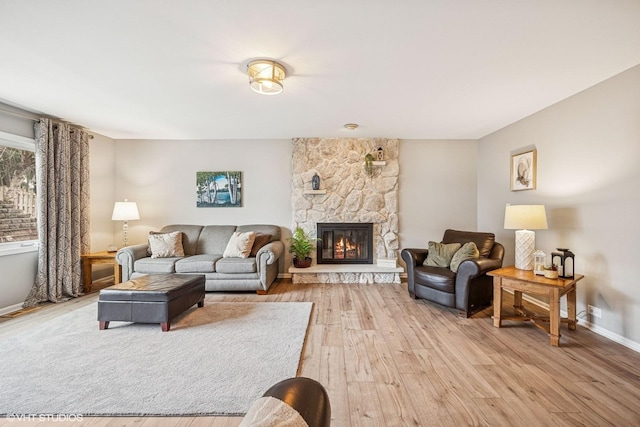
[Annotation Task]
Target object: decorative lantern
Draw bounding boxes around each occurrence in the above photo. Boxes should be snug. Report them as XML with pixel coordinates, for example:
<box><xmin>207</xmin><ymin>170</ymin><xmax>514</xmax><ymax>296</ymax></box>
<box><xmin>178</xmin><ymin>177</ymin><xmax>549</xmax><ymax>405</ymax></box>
<box><xmin>551</xmin><ymin>248</ymin><xmax>575</xmax><ymax>279</ymax></box>
<box><xmin>376</xmin><ymin>147</ymin><xmax>384</xmax><ymax>161</ymax></box>
<box><xmin>533</xmin><ymin>250</ymin><xmax>546</xmax><ymax>275</ymax></box>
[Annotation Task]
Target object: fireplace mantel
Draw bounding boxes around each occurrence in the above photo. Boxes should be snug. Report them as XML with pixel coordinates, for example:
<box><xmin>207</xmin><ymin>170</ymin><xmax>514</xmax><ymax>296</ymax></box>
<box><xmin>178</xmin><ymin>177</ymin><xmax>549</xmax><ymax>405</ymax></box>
<box><xmin>289</xmin><ymin>264</ymin><xmax>402</xmax><ymax>284</ymax></box>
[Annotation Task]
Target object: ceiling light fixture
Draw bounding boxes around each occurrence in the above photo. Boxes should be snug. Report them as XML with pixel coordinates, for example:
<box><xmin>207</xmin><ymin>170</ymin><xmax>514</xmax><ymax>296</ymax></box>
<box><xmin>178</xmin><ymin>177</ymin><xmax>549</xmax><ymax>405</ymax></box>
<box><xmin>344</xmin><ymin>123</ymin><xmax>358</xmax><ymax>130</ymax></box>
<box><xmin>247</xmin><ymin>59</ymin><xmax>286</xmax><ymax>95</ymax></box>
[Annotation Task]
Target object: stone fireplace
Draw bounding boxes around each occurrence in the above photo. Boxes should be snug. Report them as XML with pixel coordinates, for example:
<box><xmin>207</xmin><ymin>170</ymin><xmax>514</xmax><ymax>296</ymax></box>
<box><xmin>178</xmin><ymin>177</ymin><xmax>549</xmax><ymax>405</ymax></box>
<box><xmin>290</xmin><ymin>137</ymin><xmax>401</xmax><ymax>284</ymax></box>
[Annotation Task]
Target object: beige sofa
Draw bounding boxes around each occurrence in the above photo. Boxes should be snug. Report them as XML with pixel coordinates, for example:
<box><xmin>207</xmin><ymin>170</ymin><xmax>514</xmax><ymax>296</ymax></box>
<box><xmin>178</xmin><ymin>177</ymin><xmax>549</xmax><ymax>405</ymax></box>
<box><xmin>115</xmin><ymin>224</ymin><xmax>283</xmax><ymax>293</ymax></box>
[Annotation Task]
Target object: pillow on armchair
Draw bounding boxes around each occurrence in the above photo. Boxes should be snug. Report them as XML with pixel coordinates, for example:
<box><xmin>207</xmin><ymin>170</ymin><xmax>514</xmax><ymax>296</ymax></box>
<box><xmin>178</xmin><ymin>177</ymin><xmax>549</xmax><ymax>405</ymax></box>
<box><xmin>449</xmin><ymin>242</ymin><xmax>480</xmax><ymax>273</ymax></box>
<box><xmin>423</xmin><ymin>241</ymin><xmax>461</xmax><ymax>267</ymax></box>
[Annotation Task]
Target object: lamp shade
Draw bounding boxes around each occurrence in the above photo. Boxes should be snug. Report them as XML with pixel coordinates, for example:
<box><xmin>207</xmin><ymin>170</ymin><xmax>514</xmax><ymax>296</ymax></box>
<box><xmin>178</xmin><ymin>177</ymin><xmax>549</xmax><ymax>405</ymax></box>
<box><xmin>111</xmin><ymin>200</ymin><xmax>140</xmax><ymax>221</ymax></box>
<box><xmin>247</xmin><ymin>60</ymin><xmax>286</xmax><ymax>95</ymax></box>
<box><xmin>504</xmin><ymin>205</ymin><xmax>548</xmax><ymax>230</ymax></box>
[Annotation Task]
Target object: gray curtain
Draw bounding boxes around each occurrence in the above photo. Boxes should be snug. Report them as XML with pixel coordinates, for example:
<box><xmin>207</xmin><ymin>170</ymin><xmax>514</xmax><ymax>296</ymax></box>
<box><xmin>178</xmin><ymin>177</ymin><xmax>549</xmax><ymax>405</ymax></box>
<box><xmin>24</xmin><ymin>119</ymin><xmax>90</xmax><ymax>307</ymax></box>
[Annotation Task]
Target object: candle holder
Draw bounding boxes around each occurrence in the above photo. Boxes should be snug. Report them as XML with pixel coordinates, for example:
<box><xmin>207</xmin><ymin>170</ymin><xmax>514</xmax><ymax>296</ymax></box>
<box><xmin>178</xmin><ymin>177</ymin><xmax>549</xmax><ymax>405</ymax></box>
<box><xmin>551</xmin><ymin>248</ymin><xmax>575</xmax><ymax>279</ymax></box>
<box><xmin>534</xmin><ymin>250</ymin><xmax>546</xmax><ymax>275</ymax></box>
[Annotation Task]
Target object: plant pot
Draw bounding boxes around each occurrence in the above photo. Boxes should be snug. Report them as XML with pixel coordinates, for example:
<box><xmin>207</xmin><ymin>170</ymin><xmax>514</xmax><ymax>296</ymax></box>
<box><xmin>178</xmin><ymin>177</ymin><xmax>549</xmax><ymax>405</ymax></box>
<box><xmin>293</xmin><ymin>257</ymin><xmax>312</xmax><ymax>268</ymax></box>
<box><xmin>544</xmin><ymin>270</ymin><xmax>559</xmax><ymax>279</ymax></box>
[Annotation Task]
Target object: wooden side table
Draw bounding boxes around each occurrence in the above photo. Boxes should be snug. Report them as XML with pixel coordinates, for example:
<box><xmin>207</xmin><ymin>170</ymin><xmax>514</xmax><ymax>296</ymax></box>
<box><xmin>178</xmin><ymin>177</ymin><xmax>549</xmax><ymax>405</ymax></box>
<box><xmin>488</xmin><ymin>266</ymin><xmax>584</xmax><ymax>347</ymax></box>
<box><xmin>81</xmin><ymin>251</ymin><xmax>121</xmax><ymax>293</ymax></box>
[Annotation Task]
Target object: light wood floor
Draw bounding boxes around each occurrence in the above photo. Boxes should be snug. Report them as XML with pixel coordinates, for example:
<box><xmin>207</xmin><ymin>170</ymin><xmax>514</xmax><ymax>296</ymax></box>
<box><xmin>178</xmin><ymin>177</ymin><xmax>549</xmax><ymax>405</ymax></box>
<box><xmin>1</xmin><ymin>279</ymin><xmax>639</xmax><ymax>426</ymax></box>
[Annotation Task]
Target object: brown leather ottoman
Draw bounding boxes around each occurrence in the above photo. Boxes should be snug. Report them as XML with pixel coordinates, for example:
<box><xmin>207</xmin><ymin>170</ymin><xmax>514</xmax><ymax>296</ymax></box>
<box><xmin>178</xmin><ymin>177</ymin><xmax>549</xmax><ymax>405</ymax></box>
<box><xmin>98</xmin><ymin>274</ymin><xmax>205</xmax><ymax>332</ymax></box>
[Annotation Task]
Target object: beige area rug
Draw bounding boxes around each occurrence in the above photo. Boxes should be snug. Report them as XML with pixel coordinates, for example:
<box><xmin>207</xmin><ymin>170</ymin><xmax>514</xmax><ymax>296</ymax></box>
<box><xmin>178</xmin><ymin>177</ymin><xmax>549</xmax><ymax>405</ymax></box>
<box><xmin>0</xmin><ymin>301</ymin><xmax>313</xmax><ymax>416</ymax></box>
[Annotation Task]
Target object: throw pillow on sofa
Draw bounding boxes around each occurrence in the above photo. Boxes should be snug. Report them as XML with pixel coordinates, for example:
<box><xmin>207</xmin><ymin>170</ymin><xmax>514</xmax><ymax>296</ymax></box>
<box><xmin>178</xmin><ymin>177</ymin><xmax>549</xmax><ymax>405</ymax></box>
<box><xmin>148</xmin><ymin>231</ymin><xmax>185</xmax><ymax>258</ymax></box>
<box><xmin>250</xmin><ymin>233</ymin><xmax>272</xmax><ymax>257</ymax></box>
<box><xmin>423</xmin><ymin>241</ymin><xmax>462</xmax><ymax>268</ymax></box>
<box><xmin>449</xmin><ymin>242</ymin><xmax>480</xmax><ymax>273</ymax></box>
<box><xmin>223</xmin><ymin>231</ymin><xmax>256</xmax><ymax>258</ymax></box>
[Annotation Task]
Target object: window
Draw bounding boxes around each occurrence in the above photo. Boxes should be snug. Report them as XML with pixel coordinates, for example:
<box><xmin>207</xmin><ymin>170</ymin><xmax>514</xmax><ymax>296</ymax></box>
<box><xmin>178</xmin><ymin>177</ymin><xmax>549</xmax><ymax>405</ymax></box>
<box><xmin>0</xmin><ymin>131</ymin><xmax>37</xmax><ymax>251</ymax></box>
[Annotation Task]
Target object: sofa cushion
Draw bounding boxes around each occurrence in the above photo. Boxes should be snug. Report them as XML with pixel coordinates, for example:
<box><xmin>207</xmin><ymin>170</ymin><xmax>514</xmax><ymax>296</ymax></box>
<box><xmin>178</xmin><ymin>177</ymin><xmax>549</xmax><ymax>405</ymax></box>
<box><xmin>197</xmin><ymin>225</ymin><xmax>238</xmax><ymax>255</ymax></box>
<box><xmin>134</xmin><ymin>257</ymin><xmax>181</xmax><ymax>274</ymax></box>
<box><xmin>175</xmin><ymin>254</ymin><xmax>222</xmax><ymax>273</ymax></box>
<box><xmin>148</xmin><ymin>231</ymin><xmax>185</xmax><ymax>258</ymax></box>
<box><xmin>223</xmin><ymin>231</ymin><xmax>256</xmax><ymax>258</ymax></box>
<box><xmin>450</xmin><ymin>242</ymin><xmax>480</xmax><ymax>273</ymax></box>
<box><xmin>250</xmin><ymin>233</ymin><xmax>272</xmax><ymax>257</ymax></box>
<box><xmin>216</xmin><ymin>258</ymin><xmax>257</xmax><ymax>274</ymax></box>
<box><xmin>423</xmin><ymin>241</ymin><xmax>461</xmax><ymax>268</ymax></box>
<box><xmin>159</xmin><ymin>225</ymin><xmax>204</xmax><ymax>256</ymax></box>
<box><xmin>237</xmin><ymin>224</ymin><xmax>281</xmax><ymax>242</ymax></box>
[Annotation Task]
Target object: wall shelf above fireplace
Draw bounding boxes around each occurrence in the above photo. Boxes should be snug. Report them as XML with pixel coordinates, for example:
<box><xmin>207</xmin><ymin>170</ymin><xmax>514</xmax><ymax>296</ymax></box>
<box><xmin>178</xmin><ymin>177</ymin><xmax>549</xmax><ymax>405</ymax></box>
<box><xmin>303</xmin><ymin>189</ymin><xmax>327</xmax><ymax>195</ymax></box>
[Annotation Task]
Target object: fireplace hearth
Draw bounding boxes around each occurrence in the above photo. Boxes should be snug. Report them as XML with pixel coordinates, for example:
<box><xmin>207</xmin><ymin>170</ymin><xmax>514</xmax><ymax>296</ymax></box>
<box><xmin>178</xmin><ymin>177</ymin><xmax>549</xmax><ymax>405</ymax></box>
<box><xmin>317</xmin><ymin>223</ymin><xmax>373</xmax><ymax>264</ymax></box>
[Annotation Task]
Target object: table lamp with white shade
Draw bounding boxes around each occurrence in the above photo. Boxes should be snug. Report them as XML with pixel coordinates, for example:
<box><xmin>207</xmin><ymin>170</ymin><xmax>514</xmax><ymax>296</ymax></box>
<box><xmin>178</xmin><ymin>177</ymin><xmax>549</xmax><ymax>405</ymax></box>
<box><xmin>504</xmin><ymin>204</ymin><xmax>548</xmax><ymax>270</ymax></box>
<box><xmin>112</xmin><ymin>199</ymin><xmax>140</xmax><ymax>248</ymax></box>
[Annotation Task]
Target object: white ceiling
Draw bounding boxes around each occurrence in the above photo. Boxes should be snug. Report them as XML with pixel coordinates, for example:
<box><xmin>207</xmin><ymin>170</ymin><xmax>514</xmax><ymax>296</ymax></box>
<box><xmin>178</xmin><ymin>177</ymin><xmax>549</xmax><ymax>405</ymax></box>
<box><xmin>1</xmin><ymin>1</ymin><xmax>639</xmax><ymax>140</ymax></box>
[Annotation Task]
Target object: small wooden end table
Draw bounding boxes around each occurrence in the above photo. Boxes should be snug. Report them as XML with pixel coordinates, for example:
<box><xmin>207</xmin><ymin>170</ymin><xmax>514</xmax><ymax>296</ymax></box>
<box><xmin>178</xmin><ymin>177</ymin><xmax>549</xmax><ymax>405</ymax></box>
<box><xmin>488</xmin><ymin>266</ymin><xmax>584</xmax><ymax>347</ymax></box>
<box><xmin>81</xmin><ymin>251</ymin><xmax>121</xmax><ymax>293</ymax></box>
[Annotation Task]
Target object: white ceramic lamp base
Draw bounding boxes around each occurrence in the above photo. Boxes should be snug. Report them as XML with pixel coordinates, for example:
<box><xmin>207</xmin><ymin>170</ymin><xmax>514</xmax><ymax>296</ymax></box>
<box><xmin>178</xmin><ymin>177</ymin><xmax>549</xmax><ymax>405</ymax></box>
<box><xmin>514</xmin><ymin>229</ymin><xmax>535</xmax><ymax>270</ymax></box>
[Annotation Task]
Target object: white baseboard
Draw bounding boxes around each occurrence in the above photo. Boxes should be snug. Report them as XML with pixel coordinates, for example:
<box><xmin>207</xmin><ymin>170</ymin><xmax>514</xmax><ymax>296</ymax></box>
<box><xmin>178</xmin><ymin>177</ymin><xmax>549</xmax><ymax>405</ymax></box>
<box><xmin>0</xmin><ymin>302</ymin><xmax>25</xmax><ymax>316</ymax></box>
<box><xmin>517</xmin><ymin>292</ymin><xmax>640</xmax><ymax>353</ymax></box>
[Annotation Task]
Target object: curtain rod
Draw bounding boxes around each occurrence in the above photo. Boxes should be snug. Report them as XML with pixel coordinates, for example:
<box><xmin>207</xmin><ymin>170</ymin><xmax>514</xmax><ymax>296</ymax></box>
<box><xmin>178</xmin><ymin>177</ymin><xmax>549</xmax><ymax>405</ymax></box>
<box><xmin>0</xmin><ymin>106</ymin><xmax>39</xmax><ymax>122</ymax></box>
<box><xmin>0</xmin><ymin>107</ymin><xmax>94</xmax><ymax>139</ymax></box>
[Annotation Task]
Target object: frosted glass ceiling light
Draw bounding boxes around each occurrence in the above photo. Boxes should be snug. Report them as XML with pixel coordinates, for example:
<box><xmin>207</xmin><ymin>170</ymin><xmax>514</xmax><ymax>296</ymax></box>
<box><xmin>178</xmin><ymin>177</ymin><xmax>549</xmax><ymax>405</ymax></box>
<box><xmin>247</xmin><ymin>60</ymin><xmax>286</xmax><ymax>95</ymax></box>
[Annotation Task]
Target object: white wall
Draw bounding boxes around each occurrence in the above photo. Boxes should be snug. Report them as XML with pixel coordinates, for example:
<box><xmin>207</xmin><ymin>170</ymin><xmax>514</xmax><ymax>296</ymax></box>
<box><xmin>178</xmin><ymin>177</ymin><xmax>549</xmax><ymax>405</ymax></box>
<box><xmin>399</xmin><ymin>139</ymin><xmax>479</xmax><ymax>252</ymax></box>
<box><xmin>113</xmin><ymin>139</ymin><xmax>294</xmax><ymax>269</ymax></box>
<box><xmin>113</xmin><ymin>138</ymin><xmax>480</xmax><ymax>272</ymax></box>
<box><xmin>88</xmin><ymin>133</ymin><xmax>117</xmax><ymax>279</ymax></box>
<box><xmin>478</xmin><ymin>65</ymin><xmax>640</xmax><ymax>346</ymax></box>
<box><xmin>0</xmin><ymin>250</ymin><xmax>38</xmax><ymax>315</ymax></box>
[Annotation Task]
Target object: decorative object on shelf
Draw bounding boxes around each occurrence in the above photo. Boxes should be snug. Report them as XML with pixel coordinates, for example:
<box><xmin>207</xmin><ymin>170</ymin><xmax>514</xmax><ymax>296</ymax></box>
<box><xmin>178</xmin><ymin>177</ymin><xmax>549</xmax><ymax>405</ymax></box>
<box><xmin>312</xmin><ymin>173</ymin><xmax>320</xmax><ymax>190</ymax></box>
<box><xmin>552</xmin><ymin>248</ymin><xmax>575</xmax><ymax>278</ymax></box>
<box><xmin>364</xmin><ymin>153</ymin><xmax>375</xmax><ymax>177</ymax></box>
<box><xmin>247</xmin><ymin>59</ymin><xmax>286</xmax><ymax>95</ymax></box>
<box><xmin>543</xmin><ymin>264</ymin><xmax>559</xmax><ymax>279</ymax></box>
<box><xmin>288</xmin><ymin>227</ymin><xmax>318</xmax><ymax>268</ymax></box>
<box><xmin>511</xmin><ymin>149</ymin><xmax>537</xmax><ymax>191</ymax></box>
<box><xmin>534</xmin><ymin>250</ymin><xmax>546</xmax><ymax>275</ymax></box>
<box><xmin>504</xmin><ymin>204</ymin><xmax>548</xmax><ymax>270</ymax></box>
<box><xmin>376</xmin><ymin>147</ymin><xmax>384</xmax><ymax>161</ymax></box>
<box><xmin>196</xmin><ymin>171</ymin><xmax>242</xmax><ymax>207</ymax></box>
<box><xmin>112</xmin><ymin>199</ymin><xmax>140</xmax><ymax>248</ymax></box>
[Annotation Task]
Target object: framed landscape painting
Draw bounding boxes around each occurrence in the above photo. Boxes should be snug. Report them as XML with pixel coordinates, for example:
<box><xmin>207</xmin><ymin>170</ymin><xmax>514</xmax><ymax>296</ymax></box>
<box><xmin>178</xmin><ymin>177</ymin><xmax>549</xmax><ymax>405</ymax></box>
<box><xmin>511</xmin><ymin>150</ymin><xmax>536</xmax><ymax>191</ymax></box>
<box><xmin>196</xmin><ymin>171</ymin><xmax>242</xmax><ymax>207</ymax></box>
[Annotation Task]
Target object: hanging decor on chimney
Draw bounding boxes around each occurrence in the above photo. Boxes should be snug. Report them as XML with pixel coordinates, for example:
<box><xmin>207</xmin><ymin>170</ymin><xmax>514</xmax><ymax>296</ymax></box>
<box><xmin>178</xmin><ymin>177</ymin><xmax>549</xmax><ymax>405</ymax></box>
<box><xmin>247</xmin><ymin>59</ymin><xmax>286</xmax><ymax>95</ymax></box>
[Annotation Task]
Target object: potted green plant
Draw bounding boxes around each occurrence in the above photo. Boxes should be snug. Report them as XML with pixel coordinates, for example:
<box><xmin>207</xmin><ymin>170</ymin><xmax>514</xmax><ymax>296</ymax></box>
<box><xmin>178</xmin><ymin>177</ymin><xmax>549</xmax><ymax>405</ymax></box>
<box><xmin>364</xmin><ymin>153</ymin><xmax>375</xmax><ymax>177</ymax></box>
<box><xmin>288</xmin><ymin>227</ymin><xmax>317</xmax><ymax>268</ymax></box>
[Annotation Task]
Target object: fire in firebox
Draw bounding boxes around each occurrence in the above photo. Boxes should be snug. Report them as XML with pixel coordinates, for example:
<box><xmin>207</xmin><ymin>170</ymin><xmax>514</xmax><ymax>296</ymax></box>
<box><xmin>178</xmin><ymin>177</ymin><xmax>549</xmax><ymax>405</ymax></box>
<box><xmin>317</xmin><ymin>222</ymin><xmax>373</xmax><ymax>264</ymax></box>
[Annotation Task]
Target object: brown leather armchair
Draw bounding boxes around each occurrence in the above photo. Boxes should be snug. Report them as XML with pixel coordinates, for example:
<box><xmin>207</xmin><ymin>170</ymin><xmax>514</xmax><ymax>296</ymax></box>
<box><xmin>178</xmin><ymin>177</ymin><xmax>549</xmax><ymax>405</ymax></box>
<box><xmin>242</xmin><ymin>377</ymin><xmax>331</xmax><ymax>427</ymax></box>
<box><xmin>401</xmin><ymin>229</ymin><xmax>504</xmax><ymax>317</ymax></box>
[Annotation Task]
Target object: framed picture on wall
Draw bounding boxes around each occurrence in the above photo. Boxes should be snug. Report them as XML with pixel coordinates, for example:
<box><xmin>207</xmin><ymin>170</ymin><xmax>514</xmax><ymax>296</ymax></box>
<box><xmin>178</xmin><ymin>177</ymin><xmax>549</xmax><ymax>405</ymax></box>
<box><xmin>196</xmin><ymin>171</ymin><xmax>242</xmax><ymax>207</ymax></box>
<box><xmin>511</xmin><ymin>149</ymin><xmax>536</xmax><ymax>191</ymax></box>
